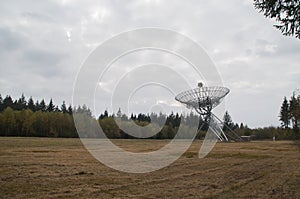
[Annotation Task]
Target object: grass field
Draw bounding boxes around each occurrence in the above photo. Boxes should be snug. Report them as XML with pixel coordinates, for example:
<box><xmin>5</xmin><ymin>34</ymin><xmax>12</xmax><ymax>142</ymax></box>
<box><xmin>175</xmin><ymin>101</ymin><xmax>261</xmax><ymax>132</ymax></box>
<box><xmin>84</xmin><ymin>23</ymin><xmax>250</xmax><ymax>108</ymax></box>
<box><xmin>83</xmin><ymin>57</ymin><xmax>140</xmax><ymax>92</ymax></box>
<box><xmin>1</xmin><ymin>137</ymin><xmax>300</xmax><ymax>198</ymax></box>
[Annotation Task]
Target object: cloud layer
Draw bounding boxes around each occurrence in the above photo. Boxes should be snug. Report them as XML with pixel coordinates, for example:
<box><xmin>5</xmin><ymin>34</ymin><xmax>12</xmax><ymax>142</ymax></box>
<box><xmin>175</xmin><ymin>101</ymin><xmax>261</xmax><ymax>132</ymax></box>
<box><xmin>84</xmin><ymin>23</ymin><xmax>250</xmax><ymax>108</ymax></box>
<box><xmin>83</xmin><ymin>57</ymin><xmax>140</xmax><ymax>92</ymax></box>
<box><xmin>0</xmin><ymin>0</ymin><xmax>299</xmax><ymax>127</ymax></box>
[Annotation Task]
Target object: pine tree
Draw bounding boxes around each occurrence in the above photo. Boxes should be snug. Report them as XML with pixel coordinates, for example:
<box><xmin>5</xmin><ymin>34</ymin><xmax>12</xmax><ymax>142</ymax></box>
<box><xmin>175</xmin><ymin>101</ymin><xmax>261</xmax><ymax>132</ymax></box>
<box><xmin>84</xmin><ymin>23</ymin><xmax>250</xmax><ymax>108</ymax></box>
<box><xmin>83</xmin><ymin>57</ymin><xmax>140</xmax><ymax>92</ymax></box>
<box><xmin>35</xmin><ymin>100</ymin><xmax>40</xmax><ymax>111</ymax></box>
<box><xmin>130</xmin><ymin>113</ymin><xmax>136</xmax><ymax>120</ymax></box>
<box><xmin>175</xmin><ymin>113</ymin><xmax>181</xmax><ymax>127</ymax></box>
<box><xmin>67</xmin><ymin>105</ymin><xmax>73</xmax><ymax>115</ymax></box>
<box><xmin>46</xmin><ymin>99</ymin><xmax>55</xmax><ymax>112</ymax></box>
<box><xmin>290</xmin><ymin>94</ymin><xmax>299</xmax><ymax>130</ymax></box>
<box><xmin>279</xmin><ymin>96</ymin><xmax>290</xmax><ymax>129</ymax></box>
<box><xmin>3</xmin><ymin>95</ymin><xmax>13</xmax><ymax>109</ymax></box>
<box><xmin>117</xmin><ymin>108</ymin><xmax>122</xmax><ymax>117</ymax></box>
<box><xmin>16</xmin><ymin>94</ymin><xmax>27</xmax><ymax>110</ymax></box>
<box><xmin>240</xmin><ymin>122</ymin><xmax>244</xmax><ymax>129</ymax></box>
<box><xmin>254</xmin><ymin>0</ymin><xmax>300</xmax><ymax>39</ymax></box>
<box><xmin>61</xmin><ymin>101</ymin><xmax>67</xmax><ymax>113</ymax></box>
<box><xmin>27</xmin><ymin>97</ymin><xmax>35</xmax><ymax>111</ymax></box>
<box><xmin>223</xmin><ymin>111</ymin><xmax>234</xmax><ymax>131</ymax></box>
<box><xmin>104</xmin><ymin>110</ymin><xmax>108</xmax><ymax>118</ymax></box>
<box><xmin>39</xmin><ymin>99</ymin><xmax>47</xmax><ymax>112</ymax></box>
<box><xmin>54</xmin><ymin>106</ymin><xmax>60</xmax><ymax>112</ymax></box>
<box><xmin>0</xmin><ymin>94</ymin><xmax>3</xmax><ymax>112</ymax></box>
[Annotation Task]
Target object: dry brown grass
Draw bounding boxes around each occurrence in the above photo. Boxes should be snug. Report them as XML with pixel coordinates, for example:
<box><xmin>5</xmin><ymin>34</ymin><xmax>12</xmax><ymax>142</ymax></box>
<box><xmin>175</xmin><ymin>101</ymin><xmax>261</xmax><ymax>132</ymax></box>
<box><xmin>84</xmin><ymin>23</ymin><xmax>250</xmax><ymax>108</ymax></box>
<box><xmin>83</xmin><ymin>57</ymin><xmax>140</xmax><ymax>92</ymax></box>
<box><xmin>1</xmin><ymin>137</ymin><xmax>300</xmax><ymax>198</ymax></box>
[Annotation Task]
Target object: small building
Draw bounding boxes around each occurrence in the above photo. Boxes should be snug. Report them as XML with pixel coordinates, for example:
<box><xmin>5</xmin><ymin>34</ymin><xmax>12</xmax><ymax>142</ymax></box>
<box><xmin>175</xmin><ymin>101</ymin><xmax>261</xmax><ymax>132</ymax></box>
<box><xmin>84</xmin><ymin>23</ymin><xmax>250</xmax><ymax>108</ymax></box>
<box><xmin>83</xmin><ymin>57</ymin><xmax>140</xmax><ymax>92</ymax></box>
<box><xmin>241</xmin><ymin>136</ymin><xmax>251</xmax><ymax>142</ymax></box>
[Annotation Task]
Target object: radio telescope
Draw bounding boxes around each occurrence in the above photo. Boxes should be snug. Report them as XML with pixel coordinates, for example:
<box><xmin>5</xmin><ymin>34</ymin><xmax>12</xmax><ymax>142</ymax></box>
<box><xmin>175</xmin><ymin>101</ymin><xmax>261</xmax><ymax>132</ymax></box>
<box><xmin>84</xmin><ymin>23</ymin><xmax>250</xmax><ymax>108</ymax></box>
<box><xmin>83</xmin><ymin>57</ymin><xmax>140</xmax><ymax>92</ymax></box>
<box><xmin>175</xmin><ymin>82</ymin><xmax>242</xmax><ymax>142</ymax></box>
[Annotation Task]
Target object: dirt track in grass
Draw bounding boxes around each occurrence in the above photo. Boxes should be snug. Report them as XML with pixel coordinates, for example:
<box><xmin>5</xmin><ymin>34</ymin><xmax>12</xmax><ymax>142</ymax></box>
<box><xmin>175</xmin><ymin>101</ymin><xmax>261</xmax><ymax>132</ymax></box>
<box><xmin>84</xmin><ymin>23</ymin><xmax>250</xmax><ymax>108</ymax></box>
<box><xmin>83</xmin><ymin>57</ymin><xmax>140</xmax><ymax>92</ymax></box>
<box><xmin>1</xmin><ymin>137</ymin><xmax>300</xmax><ymax>198</ymax></box>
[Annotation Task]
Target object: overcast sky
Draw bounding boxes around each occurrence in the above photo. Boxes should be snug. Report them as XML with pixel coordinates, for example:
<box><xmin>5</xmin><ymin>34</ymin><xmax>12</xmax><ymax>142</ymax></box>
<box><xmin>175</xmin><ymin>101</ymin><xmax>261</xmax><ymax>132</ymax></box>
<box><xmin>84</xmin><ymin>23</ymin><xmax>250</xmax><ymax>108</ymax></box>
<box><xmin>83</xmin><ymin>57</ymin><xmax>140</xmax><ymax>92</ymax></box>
<box><xmin>0</xmin><ymin>0</ymin><xmax>299</xmax><ymax>128</ymax></box>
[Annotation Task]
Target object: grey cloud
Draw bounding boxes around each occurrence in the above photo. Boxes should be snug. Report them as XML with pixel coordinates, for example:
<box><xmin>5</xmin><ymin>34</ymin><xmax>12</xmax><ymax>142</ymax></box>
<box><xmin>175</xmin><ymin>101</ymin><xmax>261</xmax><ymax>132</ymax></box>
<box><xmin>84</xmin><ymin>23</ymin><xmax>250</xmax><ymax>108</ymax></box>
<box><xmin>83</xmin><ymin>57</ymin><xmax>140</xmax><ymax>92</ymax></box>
<box><xmin>0</xmin><ymin>27</ymin><xmax>24</xmax><ymax>51</ymax></box>
<box><xmin>0</xmin><ymin>0</ymin><xmax>299</xmax><ymax>128</ymax></box>
<box><xmin>25</xmin><ymin>49</ymin><xmax>65</xmax><ymax>64</ymax></box>
<box><xmin>22</xmin><ymin>12</ymin><xmax>56</xmax><ymax>23</ymax></box>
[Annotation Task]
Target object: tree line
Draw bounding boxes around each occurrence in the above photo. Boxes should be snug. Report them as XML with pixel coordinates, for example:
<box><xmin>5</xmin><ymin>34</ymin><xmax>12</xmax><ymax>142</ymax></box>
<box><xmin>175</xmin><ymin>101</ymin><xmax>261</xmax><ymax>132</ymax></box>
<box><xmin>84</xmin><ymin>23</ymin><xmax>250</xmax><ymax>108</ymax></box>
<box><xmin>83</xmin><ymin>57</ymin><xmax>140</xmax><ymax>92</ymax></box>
<box><xmin>0</xmin><ymin>94</ymin><xmax>73</xmax><ymax>114</ymax></box>
<box><xmin>0</xmin><ymin>93</ymin><xmax>299</xmax><ymax>140</ymax></box>
<box><xmin>279</xmin><ymin>92</ymin><xmax>300</xmax><ymax>139</ymax></box>
<box><xmin>0</xmin><ymin>94</ymin><xmax>76</xmax><ymax>137</ymax></box>
<box><xmin>0</xmin><ymin>94</ymin><xmax>241</xmax><ymax>139</ymax></box>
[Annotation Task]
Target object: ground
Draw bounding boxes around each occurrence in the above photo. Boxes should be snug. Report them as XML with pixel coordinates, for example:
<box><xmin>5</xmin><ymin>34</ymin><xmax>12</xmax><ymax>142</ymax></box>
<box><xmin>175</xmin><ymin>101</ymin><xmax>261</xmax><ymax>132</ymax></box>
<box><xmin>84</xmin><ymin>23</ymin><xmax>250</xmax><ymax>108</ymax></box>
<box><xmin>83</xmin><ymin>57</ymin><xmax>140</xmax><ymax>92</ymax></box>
<box><xmin>0</xmin><ymin>137</ymin><xmax>300</xmax><ymax>198</ymax></box>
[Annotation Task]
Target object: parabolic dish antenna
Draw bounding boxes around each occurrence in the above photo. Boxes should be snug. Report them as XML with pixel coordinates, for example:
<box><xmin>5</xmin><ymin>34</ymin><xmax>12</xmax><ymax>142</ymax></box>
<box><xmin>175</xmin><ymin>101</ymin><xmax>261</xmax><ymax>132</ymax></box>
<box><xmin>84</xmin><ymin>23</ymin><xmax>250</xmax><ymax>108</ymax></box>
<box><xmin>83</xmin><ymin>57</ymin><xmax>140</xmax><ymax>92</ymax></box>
<box><xmin>175</xmin><ymin>82</ymin><xmax>242</xmax><ymax>142</ymax></box>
